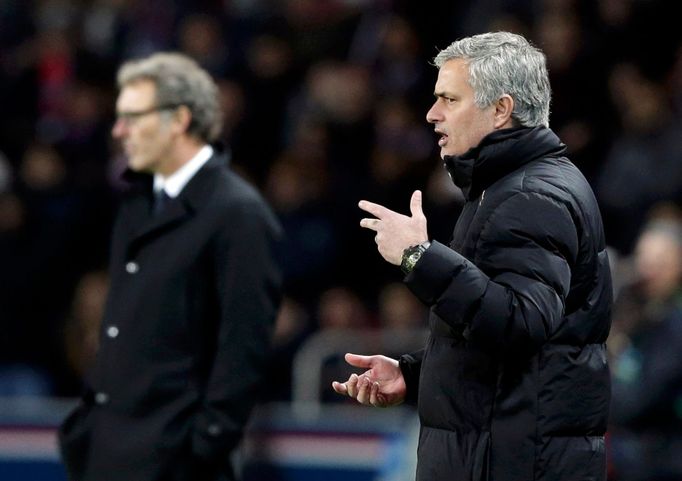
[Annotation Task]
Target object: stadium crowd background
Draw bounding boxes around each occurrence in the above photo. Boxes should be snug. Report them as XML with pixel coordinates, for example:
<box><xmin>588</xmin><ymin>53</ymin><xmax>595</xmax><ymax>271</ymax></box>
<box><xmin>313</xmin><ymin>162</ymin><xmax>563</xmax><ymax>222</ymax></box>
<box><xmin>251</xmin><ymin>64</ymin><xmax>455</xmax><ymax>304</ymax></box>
<box><xmin>0</xmin><ymin>0</ymin><xmax>681</xmax><ymax>478</ymax></box>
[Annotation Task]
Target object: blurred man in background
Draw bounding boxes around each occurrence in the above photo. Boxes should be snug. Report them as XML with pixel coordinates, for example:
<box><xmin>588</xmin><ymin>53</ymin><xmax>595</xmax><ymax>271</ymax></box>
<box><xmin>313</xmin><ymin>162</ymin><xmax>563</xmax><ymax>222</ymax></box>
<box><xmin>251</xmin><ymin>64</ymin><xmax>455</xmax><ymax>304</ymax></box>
<box><xmin>333</xmin><ymin>31</ymin><xmax>612</xmax><ymax>481</ymax></box>
<box><xmin>608</xmin><ymin>206</ymin><xmax>682</xmax><ymax>481</ymax></box>
<box><xmin>58</xmin><ymin>52</ymin><xmax>282</xmax><ymax>481</ymax></box>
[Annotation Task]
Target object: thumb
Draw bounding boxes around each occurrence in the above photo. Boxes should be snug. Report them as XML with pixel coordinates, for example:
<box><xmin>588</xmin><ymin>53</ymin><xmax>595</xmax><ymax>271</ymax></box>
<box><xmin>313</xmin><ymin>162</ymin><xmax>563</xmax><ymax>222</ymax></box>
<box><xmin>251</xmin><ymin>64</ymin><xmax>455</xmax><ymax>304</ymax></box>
<box><xmin>410</xmin><ymin>190</ymin><xmax>424</xmax><ymax>218</ymax></box>
<box><xmin>344</xmin><ymin>353</ymin><xmax>375</xmax><ymax>369</ymax></box>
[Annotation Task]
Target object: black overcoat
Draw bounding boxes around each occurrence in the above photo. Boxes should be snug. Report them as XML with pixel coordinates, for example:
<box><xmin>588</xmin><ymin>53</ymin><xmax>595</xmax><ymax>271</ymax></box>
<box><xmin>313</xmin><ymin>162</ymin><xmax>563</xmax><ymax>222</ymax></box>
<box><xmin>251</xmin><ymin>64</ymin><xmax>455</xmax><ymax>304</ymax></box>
<box><xmin>59</xmin><ymin>151</ymin><xmax>282</xmax><ymax>481</ymax></box>
<box><xmin>400</xmin><ymin>127</ymin><xmax>612</xmax><ymax>481</ymax></box>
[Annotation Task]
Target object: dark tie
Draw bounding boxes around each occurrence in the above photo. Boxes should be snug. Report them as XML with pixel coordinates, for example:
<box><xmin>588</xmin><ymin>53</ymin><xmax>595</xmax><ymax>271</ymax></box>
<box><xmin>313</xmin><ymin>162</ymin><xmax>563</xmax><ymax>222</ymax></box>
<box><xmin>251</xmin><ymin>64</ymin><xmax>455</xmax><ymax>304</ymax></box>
<box><xmin>153</xmin><ymin>189</ymin><xmax>171</xmax><ymax>215</ymax></box>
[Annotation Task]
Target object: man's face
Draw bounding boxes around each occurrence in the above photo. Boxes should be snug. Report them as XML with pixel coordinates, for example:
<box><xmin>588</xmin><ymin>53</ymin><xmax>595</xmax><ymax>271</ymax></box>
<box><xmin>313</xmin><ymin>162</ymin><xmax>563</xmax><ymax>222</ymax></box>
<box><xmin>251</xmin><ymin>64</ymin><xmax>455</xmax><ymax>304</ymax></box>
<box><xmin>635</xmin><ymin>230</ymin><xmax>682</xmax><ymax>300</ymax></box>
<box><xmin>426</xmin><ymin>58</ymin><xmax>498</xmax><ymax>158</ymax></box>
<box><xmin>111</xmin><ymin>80</ymin><xmax>174</xmax><ymax>174</ymax></box>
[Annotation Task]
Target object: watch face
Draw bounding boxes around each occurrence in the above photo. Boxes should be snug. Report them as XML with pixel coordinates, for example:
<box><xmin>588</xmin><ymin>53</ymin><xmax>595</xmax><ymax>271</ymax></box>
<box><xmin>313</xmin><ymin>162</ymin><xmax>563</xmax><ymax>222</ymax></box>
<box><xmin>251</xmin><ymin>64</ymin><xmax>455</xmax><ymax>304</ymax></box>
<box><xmin>406</xmin><ymin>251</ymin><xmax>421</xmax><ymax>270</ymax></box>
<box><xmin>402</xmin><ymin>243</ymin><xmax>427</xmax><ymax>273</ymax></box>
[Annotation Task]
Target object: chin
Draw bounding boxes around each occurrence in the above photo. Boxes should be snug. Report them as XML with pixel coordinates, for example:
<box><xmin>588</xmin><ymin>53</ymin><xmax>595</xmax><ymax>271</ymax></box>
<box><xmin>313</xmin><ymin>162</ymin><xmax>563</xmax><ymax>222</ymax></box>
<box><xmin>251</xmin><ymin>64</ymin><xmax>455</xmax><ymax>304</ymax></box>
<box><xmin>440</xmin><ymin>148</ymin><xmax>456</xmax><ymax>158</ymax></box>
<box><xmin>127</xmin><ymin>161</ymin><xmax>147</xmax><ymax>173</ymax></box>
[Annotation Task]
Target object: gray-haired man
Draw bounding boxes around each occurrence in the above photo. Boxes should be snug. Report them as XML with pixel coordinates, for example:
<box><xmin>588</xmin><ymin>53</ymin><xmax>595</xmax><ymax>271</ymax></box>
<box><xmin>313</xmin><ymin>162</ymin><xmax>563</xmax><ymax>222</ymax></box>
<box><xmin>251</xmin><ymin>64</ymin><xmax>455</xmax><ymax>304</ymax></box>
<box><xmin>59</xmin><ymin>52</ymin><xmax>282</xmax><ymax>481</ymax></box>
<box><xmin>333</xmin><ymin>31</ymin><xmax>612</xmax><ymax>481</ymax></box>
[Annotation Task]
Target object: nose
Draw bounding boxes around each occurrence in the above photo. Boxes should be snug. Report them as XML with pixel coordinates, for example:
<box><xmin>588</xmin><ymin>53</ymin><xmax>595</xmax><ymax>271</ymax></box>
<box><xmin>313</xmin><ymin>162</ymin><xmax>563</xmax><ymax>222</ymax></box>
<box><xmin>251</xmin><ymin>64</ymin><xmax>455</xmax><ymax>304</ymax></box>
<box><xmin>426</xmin><ymin>100</ymin><xmax>441</xmax><ymax>124</ymax></box>
<box><xmin>111</xmin><ymin>118</ymin><xmax>127</xmax><ymax>139</ymax></box>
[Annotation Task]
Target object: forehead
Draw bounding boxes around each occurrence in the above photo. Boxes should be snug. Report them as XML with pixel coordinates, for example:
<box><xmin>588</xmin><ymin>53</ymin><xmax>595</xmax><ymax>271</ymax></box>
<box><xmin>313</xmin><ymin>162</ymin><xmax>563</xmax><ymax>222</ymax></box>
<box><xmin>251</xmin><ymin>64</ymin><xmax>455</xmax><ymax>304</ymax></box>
<box><xmin>116</xmin><ymin>79</ymin><xmax>157</xmax><ymax>111</ymax></box>
<box><xmin>434</xmin><ymin>58</ymin><xmax>471</xmax><ymax>93</ymax></box>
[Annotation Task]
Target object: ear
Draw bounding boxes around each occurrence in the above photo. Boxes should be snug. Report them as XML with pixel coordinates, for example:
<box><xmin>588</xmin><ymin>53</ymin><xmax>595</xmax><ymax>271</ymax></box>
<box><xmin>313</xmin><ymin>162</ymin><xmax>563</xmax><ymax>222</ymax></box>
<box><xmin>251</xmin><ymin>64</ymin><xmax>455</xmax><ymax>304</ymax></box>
<box><xmin>493</xmin><ymin>94</ymin><xmax>514</xmax><ymax>129</ymax></box>
<box><xmin>171</xmin><ymin>105</ymin><xmax>193</xmax><ymax>135</ymax></box>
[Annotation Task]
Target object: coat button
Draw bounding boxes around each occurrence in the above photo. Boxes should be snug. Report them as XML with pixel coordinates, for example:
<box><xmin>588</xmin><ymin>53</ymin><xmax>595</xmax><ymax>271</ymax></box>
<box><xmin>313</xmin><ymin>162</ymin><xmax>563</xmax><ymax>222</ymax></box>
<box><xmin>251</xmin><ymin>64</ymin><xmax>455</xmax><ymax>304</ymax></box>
<box><xmin>94</xmin><ymin>392</ymin><xmax>109</xmax><ymax>405</ymax></box>
<box><xmin>125</xmin><ymin>261</ymin><xmax>139</xmax><ymax>274</ymax></box>
<box><xmin>106</xmin><ymin>326</ymin><xmax>119</xmax><ymax>338</ymax></box>
<box><xmin>207</xmin><ymin>424</ymin><xmax>222</xmax><ymax>437</ymax></box>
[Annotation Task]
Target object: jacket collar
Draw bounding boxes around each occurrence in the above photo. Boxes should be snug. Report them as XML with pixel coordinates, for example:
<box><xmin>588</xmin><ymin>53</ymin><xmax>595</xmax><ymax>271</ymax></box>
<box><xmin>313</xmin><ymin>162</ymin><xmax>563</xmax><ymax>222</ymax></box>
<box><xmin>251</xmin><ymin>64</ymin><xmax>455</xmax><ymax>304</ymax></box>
<box><xmin>443</xmin><ymin>126</ymin><xmax>566</xmax><ymax>200</ymax></box>
<box><xmin>121</xmin><ymin>143</ymin><xmax>229</xmax><ymax>210</ymax></box>
<box><xmin>120</xmin><ymin>148</ymin><xmax>229</xmax><ymax>255</ymax></box>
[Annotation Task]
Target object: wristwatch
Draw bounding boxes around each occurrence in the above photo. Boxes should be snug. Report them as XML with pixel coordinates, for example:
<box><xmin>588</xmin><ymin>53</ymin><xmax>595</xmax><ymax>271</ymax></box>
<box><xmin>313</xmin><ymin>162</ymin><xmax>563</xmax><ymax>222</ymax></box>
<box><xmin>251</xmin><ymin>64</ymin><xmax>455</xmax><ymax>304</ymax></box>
<box><xmin>401</xmin><ymin>241</ymin><xmax>431</xmax><ymax>274</ymax></box>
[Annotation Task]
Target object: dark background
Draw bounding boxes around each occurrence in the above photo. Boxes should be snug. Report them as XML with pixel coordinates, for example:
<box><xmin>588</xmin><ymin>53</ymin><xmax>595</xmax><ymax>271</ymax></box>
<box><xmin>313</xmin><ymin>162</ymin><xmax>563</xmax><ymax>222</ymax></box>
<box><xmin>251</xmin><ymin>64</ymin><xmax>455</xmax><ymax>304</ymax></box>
<box><xmin>0</xmin><ymin>0</ymin><xmax>680</xmax><ymax>443</ymax></box>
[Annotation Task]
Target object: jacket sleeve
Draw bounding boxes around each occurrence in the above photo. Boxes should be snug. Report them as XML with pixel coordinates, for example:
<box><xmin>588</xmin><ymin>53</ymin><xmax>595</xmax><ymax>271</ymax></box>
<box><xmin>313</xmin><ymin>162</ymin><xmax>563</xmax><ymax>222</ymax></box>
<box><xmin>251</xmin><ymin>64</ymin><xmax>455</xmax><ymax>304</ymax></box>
<box><xmin>191</xmin><ymin>196</ymin><xmax>283</xmax><ymax>462</ymax></box>
<box><xmin>405</xmin><ymin>191</ymin><xmax>578</xmax><ymax>355</ymax></box>
<box><xmin>399</xmin><ymin>350</ymin><xmax>423</xmax><ymax>404</ymax></box>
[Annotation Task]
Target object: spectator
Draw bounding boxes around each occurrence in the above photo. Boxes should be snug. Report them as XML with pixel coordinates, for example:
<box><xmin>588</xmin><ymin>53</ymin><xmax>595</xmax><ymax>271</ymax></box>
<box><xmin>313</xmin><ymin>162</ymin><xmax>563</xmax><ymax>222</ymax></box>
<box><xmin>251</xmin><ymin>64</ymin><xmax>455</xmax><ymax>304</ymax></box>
<box><xmin>608</xmin><ymin>206</ymin><xmax>682</xmax><ymax>481</ymax></box>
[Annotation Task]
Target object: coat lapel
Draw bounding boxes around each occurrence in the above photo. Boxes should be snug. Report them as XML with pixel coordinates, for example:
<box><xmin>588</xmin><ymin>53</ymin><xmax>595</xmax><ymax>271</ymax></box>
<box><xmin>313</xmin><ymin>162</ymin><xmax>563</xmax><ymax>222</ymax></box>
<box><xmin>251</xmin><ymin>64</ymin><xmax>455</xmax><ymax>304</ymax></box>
<box><xmin>123</xmin><ymin>153</ymin><xmax>226</xmax><ymax>258</ymax></box>
<box><xmin>128</xmin><ymin>197</ymin><xmax>193</xmax><ymax>252</ymax></box>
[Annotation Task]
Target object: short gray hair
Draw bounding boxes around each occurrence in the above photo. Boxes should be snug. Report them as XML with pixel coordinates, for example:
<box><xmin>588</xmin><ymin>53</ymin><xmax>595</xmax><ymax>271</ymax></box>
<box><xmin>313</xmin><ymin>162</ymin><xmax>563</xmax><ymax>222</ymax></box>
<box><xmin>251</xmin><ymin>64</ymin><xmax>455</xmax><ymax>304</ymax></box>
<box><xmin>117</xmin><ymin>52</ymin><xmax>223</xmax><ymax>142</ymax></box>
<box><xmin>434</xmin><ymin>32</ymin><xmax>551</xmax><ymax>128</ymax></box>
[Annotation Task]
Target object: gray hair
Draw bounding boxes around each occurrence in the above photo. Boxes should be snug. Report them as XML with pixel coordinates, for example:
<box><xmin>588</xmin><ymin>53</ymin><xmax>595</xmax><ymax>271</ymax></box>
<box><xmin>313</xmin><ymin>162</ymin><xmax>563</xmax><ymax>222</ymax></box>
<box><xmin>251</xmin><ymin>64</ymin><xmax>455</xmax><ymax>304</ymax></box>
<box><xmin>434</xmin><ymin>32</ymin><xmax>551</xmax><ymax>128</ymax></box>
<box><xmin>117</xmin><ymin>52</ymin><xmax>223</xmax><ymax>142</ymax></box>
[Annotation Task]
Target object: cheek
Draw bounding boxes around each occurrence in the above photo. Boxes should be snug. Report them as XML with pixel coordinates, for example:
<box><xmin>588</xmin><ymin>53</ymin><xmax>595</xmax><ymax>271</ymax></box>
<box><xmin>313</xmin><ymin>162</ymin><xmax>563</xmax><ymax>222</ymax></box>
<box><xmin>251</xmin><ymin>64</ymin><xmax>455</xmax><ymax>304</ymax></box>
<box><xmin>137</xmin><ymin>126</ymin><xmax>166</xmax><ymax>153</ymax></box>
<box><xmin>449</xmin><ymin>115</ymin><xmax>486</xmax><ymax>147</ymax></box>
<box><xmin>466</xmin><ymin>113</ymin><xmax>494</xmax><ymax>144</ymax></box>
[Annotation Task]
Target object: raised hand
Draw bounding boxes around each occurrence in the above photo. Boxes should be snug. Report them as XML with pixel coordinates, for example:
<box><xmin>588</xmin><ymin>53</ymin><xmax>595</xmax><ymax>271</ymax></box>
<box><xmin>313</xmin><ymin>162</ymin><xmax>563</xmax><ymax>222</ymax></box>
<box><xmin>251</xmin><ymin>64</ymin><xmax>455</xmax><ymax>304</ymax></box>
<box><xmin>359</xmin><ymin>190</ymin><xmax>428</xmax><ymax>265</ymax></box>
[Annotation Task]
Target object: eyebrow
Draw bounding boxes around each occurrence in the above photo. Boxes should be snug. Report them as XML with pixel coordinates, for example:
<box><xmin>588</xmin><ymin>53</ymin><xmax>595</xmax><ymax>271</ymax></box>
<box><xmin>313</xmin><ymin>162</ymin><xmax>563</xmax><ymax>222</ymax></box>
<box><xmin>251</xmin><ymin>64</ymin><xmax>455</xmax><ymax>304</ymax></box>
<box><xmin>116</xmin><ymin>104</ymin><xmax>182</xmax><ymax>116</ymax></box>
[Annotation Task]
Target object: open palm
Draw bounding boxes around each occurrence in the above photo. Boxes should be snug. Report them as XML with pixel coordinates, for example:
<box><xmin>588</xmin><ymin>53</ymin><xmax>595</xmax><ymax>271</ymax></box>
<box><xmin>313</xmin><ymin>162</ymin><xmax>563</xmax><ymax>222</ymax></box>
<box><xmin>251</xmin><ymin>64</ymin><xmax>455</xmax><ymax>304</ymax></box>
<box><xmin>332</xmin><ymin>353</ymin><xmax>407</xmax><ymax>407</ymax></box>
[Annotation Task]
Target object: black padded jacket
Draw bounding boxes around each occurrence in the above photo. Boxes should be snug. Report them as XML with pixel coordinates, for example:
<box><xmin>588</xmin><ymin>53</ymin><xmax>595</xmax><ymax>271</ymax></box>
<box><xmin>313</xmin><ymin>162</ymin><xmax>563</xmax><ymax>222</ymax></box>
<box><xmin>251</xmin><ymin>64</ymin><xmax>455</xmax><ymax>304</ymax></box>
<box><xmin>400</xmin><ymin>126</ymin><xmax>612</xmax><ymax>481</ymax></box>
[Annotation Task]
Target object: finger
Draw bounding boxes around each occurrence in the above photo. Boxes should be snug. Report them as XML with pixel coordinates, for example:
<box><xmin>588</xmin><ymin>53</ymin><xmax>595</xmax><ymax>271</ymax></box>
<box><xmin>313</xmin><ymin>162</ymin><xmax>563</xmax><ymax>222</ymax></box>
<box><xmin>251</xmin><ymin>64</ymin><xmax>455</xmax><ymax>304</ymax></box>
<box><xmin>332</xmin><ymin>381</ymin><xmax>347</xmax><ymax>395</ymax></box>
<box><xmin>359</xmin><ymin>218</ymin><xmax>380</xmax><ymax>231</ymax></box>
<box><xmin>410</xmin><ymin>190</ymin><xmax>424</xmax><ymax>218</ymax></box>
<box><xmin>344</xmin><ymin>353</ymin><xmax>375</xmax><ymax>369</ymax></box>
<box><xmin>358</xmin><ymin>200</ymin><xmax>393</xmax><ymax>219</ymax></box>
<box><xmin>346</xmin><ymin>373</ymin><xmax>359</xmax><ymax>398</ymax></box>
<box><xmin>356</xmin><ymin>376</ymin><xmax>371</xmax><ymax>405</ymax></box>
<box><xmin>369</xmin><ymin>381</ymin><xmax>381</xmax><ymax>407</ymax></box>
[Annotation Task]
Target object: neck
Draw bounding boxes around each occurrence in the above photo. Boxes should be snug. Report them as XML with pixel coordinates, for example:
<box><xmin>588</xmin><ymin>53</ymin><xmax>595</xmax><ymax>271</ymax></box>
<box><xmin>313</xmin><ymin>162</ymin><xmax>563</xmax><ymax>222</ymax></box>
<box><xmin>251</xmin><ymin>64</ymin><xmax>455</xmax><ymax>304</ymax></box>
<box><xmin>158</xmin><ymin>137</ymin><xmax>205</xmax><ymax>178</ymax></box>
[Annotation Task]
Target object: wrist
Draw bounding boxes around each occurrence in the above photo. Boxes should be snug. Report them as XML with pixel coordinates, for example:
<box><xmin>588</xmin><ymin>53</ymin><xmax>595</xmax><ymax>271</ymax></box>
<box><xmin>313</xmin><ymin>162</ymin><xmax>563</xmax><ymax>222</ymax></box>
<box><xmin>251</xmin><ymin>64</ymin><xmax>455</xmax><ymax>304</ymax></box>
<box><xmin>400</xmin><ymin>240</ymin><xmax>431</xmax><ymax>274</ymax></box>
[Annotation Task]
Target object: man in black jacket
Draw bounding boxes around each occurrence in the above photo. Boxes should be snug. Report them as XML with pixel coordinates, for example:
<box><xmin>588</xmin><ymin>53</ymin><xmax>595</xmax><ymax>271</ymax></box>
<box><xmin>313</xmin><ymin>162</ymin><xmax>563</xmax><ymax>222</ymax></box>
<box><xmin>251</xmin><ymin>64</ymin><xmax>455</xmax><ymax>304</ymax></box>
<box><xmin>58</xmin><ymin>53</ymin><xmax>282</xmax><ymax>481</ymax></box>
<box><xmin>333</xmin><ymin>31</ymin><xmax>612</xmax><ymax>481</ymax></box>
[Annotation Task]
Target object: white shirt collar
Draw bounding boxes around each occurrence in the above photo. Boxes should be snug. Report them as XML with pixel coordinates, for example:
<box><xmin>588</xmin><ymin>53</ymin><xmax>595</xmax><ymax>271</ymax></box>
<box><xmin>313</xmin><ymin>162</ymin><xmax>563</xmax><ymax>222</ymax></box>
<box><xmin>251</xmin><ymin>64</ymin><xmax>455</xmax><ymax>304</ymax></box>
<box><xmin>153</xmin><ymin>145</ymin><xmax>214</xmax><ymax>198</ymax></box>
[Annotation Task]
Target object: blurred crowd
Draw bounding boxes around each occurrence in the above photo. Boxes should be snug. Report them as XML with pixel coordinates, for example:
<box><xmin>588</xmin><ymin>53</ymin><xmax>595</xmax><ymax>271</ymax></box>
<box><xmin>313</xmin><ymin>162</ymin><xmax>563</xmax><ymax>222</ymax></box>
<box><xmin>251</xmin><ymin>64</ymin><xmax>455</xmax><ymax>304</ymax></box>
<box><xmin>0</xmin><ymin>0</ymin><xmax>681</xmax><ymax>479</ymax></box>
